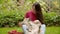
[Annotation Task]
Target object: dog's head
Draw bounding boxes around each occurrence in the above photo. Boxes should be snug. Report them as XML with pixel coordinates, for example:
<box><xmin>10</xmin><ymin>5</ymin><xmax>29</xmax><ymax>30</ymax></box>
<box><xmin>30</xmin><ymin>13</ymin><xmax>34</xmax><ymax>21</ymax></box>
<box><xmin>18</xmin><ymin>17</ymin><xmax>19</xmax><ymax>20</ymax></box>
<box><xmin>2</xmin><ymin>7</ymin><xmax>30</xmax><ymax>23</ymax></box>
<box><xmin>34</xmin><ymin>20</ymin><xmax>41</xmax><ymax>24</ymax></box>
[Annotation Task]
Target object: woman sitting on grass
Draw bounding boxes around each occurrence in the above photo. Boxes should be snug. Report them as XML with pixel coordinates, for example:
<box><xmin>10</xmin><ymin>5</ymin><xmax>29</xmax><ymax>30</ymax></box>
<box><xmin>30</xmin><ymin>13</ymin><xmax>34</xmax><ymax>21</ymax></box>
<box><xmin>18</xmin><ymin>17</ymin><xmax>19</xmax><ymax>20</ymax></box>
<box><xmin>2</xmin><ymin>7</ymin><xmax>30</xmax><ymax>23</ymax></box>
<box><xmin>22</xmin><ymin>2</ymin><xmax>46</xmax><ymax>34</ymax></box>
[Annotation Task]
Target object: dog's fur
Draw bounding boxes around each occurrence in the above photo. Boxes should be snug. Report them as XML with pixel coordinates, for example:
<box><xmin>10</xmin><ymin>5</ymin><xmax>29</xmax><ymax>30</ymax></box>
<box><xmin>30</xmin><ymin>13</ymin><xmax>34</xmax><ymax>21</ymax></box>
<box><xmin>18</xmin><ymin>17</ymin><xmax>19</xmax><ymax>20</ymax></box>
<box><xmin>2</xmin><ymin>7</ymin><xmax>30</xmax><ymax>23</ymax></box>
<box><xmin>22</xmin><ymin>18</ymin><xmax>41</xmax><ymax>34</ymax></box>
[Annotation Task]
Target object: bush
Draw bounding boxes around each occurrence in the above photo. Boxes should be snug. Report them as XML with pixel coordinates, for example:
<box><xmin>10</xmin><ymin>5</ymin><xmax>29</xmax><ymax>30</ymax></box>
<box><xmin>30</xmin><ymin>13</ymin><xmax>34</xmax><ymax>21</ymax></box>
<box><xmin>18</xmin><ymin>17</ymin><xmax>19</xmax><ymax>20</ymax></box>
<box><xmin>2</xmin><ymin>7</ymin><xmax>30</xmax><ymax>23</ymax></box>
<box><xmin>43</xmin><ymin>12</ymin><xmax>60</xmax><ymax>26</ymax></box>
<box><xmin>0</xmin><ymin>11</ymin><xmax>60</xmax><ymax>27</ymax></box>
<box><xmin>0</xmin><ymin>11</ymin><xmax>24</xmax><ymax>27</ymax></box>
<box><xmin>0</xmin><ymin>0</ymin><xmax>26</xmax><ymax>27</ymax></box>
<box><xmin>43</xmin><ymin>12</ymin><xmax>57</xmax><ymax>26</ymax></box>
<box><xmin>53</xmin><ymin>15</ymin><xmax>60</xmax><ymax>26</ymax></box>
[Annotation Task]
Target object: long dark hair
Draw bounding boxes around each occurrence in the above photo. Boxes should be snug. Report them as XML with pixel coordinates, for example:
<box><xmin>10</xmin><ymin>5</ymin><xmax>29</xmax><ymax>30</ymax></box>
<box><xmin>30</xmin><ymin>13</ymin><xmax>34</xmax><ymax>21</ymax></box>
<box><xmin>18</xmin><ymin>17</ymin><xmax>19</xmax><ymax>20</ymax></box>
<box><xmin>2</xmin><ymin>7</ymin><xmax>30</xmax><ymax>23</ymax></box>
<box><xmin>33</xmin><ymin>2</ymin><xmax>44</xmax><ymax>24</ymax></box>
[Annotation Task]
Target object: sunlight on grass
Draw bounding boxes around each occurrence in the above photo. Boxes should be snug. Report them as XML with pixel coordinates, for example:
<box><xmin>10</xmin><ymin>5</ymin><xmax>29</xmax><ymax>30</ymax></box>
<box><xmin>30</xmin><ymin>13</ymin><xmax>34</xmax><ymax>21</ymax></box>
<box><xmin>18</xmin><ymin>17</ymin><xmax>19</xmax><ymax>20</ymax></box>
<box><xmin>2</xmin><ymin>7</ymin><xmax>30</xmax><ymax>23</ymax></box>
<box><xmin>0</xmin><ymin>26</ymin><xmax>60</xmax><ymax>34</ymax></box>
<box><xmin>46</xmin><ymin>26</ymin><xmax>60</xmax><ymax>34</ymax></box>
<box><xmin>0</xmin><ymin>27</ymin><xmax>23</xmax><ymax>34</ymax></box>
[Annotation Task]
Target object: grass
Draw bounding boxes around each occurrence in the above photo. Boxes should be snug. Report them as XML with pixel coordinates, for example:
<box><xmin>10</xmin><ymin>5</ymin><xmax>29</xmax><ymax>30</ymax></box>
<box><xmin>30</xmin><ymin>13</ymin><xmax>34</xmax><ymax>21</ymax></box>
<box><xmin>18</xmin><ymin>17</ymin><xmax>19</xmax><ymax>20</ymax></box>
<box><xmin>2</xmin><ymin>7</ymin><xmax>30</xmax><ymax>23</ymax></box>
<box><xmin>0</xmin><ymin>26</ymin><xmax>60</xmax><ymax>34</ymax></box>
<box><xmin>45</xmin><ymin>26</ymin><xmax>60</xmax><ymax>34</ymax></box>
<box><xmin>0</xmin><ymin>27</ymin><xmax>23</xmax><ymax>34</ymax></box>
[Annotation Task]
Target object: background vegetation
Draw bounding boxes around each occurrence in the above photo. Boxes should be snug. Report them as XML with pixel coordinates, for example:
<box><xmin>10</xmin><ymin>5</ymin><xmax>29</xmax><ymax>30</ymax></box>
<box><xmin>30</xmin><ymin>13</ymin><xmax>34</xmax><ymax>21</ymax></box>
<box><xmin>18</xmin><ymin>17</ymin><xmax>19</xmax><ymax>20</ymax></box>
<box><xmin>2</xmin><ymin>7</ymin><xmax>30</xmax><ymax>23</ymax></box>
<box><xmin>0</xmin><ymin>0</ymin><xmax>60</xmax><ymax>34</ymax></box>
<box><xmin>0</xmin><ymin>0</ymin><xmax>60</xmax><ymax>27</ymax></box>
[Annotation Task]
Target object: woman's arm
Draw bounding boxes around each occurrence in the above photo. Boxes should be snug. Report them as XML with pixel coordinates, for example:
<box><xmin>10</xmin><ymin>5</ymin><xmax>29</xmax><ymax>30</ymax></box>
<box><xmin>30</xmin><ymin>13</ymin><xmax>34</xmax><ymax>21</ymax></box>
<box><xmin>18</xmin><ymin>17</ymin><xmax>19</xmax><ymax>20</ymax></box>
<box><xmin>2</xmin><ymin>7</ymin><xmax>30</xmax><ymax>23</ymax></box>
<box><xmin>25</xmin><ymin>11</ymin><xmax>36</xmax><ymax>21</ymax></box>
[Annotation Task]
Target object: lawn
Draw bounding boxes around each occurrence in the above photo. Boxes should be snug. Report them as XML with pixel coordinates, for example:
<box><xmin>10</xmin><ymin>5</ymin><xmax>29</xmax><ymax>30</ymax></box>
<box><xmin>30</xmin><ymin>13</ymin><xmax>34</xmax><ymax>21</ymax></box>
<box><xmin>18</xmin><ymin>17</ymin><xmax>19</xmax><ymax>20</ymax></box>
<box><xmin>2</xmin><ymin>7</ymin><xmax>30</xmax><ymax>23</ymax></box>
<box><xmin>45</xmin><ymin>26</ymin><xmax>60</xmax><ymax>34</ymax></box>
<box><xmin>0</xmin><ymin>26</ymin><xmax>60</xmax><ymax>34</ymax></box>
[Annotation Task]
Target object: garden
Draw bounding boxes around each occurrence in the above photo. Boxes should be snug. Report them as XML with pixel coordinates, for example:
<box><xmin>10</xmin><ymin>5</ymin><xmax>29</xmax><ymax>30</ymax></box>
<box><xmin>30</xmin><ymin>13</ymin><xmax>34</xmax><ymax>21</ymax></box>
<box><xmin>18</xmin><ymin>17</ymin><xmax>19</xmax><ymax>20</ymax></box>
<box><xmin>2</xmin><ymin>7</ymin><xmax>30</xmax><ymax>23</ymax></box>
<box><xmin>0</xmin><ymin>0</ymin><xmax>60</xmax><ymax>34</ymax></box>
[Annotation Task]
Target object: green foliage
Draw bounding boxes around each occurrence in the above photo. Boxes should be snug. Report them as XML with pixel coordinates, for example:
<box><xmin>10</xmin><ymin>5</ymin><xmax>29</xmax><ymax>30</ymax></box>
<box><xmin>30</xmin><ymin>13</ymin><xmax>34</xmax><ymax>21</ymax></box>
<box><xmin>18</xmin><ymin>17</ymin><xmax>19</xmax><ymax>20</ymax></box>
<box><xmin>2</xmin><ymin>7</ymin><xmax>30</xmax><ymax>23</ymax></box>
<box><xmin>44</xmin><ymin>12</ymin><xmax>57</xmax><ymax>22</ymax></box>
<box><xmin>43</xmin><ymin>12</ymin><xmax>60</xmax><ymax>26</ymax></box>
<box><xmin>0</xmin><ymin>0</ymin><xmax>25</xmax><ymax>27</ymax></box>
<box><xmin>0</xmin><ymin>11</ymin><xmax>24</xmax><ymax>27</ymax></box>
<box><xmin>0</xmin><ymin>0</ymin><xmax>60</xmax><ymax>27</ymax></box>
<box><xmin>53</xmin><ymin>15</ymin><xmax>60</xmax><ymax>25</ymax></box>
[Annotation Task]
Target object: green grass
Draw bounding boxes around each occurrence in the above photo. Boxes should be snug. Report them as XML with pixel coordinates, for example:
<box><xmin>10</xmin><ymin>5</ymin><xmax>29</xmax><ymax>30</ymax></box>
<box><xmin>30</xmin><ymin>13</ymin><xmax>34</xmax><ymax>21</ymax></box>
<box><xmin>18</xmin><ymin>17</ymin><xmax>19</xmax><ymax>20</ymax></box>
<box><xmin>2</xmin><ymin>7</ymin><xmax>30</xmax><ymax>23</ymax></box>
<box><xmin>0</xmin><ymin>27</ymin><xmax>23</xmax><ymax>34</ymax></box>
<box><xmin>0</xmin><ymin>26</ymin><xmax>60</xmax><ymax>34</ymax></box>
<box><xmin>45</xmin><ymin>26</ymin><xmax>60</xmax><ymax>34</ymax></box>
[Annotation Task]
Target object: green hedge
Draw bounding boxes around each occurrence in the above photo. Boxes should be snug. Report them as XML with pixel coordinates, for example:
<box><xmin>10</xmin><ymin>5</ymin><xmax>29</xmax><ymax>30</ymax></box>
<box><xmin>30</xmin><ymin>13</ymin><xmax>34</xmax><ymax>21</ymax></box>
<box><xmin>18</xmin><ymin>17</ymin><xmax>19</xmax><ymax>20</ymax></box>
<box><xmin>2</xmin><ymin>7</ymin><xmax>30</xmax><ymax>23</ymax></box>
<box><xmin>0</xmin><ymin>11</ymin><xmax>24</xmax><ymax>27</ymax></box>
<box><xmin>43</xmin><ymin>12</ymin><xmax>60</xmax><ymax>26</ymax></box>
<box><xmin>0</xmin><ymin>11</ymin><xmax>60</xmax><ymax>27</ymax></box>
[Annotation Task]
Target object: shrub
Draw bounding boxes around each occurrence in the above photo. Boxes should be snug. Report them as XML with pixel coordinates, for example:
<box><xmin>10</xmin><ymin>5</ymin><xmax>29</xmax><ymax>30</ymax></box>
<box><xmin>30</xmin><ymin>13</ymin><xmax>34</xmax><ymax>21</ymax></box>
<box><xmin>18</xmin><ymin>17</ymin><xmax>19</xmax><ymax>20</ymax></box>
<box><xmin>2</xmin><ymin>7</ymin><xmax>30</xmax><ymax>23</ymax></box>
<box><xmin>53</xmin><ymin>15</ymin><xmax>60</xmax><ymax>26</ymax></box>
<box><xmin>0</xmin><ymin>11</ymin><xmax>24</xmax><ymax>27</ymax></box>
<box><xmin>43</xmin><ymin>12</ymin><xmax>57</xmax><ymax>26</ymax></box>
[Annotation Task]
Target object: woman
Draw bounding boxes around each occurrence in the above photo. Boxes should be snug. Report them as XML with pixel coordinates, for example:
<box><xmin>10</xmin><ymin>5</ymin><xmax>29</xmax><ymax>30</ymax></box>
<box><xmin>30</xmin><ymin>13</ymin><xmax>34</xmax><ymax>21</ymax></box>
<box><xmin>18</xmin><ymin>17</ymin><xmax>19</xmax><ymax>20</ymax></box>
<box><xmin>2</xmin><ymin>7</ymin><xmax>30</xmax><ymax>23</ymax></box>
<box><xmin>22</xmin><ymin>2</ymin><xmax>46</xmax><ymax>34</ymax></box>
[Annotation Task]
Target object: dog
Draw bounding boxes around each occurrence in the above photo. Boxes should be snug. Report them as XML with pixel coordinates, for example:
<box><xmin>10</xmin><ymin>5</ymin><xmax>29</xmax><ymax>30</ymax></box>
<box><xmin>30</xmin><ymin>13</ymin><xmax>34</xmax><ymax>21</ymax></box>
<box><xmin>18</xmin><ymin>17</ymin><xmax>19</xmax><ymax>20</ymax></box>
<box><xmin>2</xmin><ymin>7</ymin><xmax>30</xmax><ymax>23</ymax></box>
<box><xmin>22</xmin><ymin>18</ymin><xmax>41</xmax><ymax>34</ymax></box>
